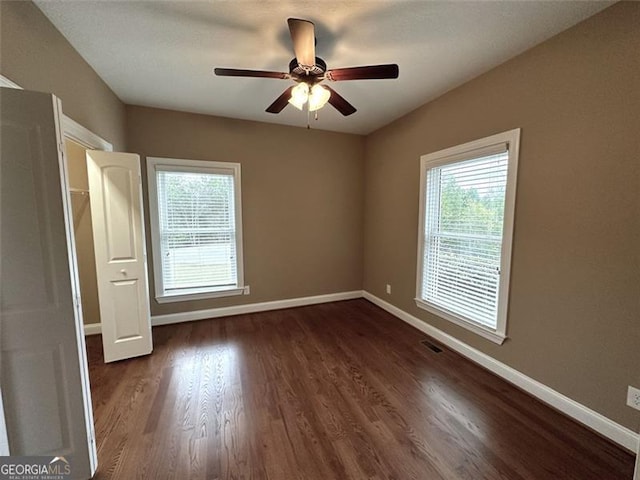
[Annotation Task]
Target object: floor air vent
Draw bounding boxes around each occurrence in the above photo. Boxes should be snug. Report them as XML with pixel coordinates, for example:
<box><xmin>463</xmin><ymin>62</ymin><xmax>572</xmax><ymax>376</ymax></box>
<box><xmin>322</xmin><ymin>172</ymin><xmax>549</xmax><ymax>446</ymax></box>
<box><xmin>421</xmin><ymin>340</ymin><xmax>443</xmax><ymax>353</ymax></box>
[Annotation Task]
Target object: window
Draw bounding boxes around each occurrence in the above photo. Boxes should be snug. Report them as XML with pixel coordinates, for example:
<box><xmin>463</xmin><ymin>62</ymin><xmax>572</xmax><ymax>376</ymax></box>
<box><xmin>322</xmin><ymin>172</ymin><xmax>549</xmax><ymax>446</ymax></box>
<box><xmin>147</xmin><ymin>157</ymin><xmax>244</xmax><ymax>303</ymax></box>
<box><xmin>416</xmin><ymin>129</ymin><xmax>520</xmax><ymax>344</ymax></box>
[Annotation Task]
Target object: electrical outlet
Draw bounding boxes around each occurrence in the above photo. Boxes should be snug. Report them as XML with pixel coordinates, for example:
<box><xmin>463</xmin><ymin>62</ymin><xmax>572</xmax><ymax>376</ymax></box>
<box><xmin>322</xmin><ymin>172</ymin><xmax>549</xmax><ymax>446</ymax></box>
<box><xmin>243</xmin><ymin>285</ymin><xmax>250</xmax><ymax>295</ymax></box>
<box><xmin>386</xmin><ymin>284</ymin><xmax>391</xmax><ymax>295</ymax></box>
<box><xmin>627</xmin><ymin>386</ymin><xmax>640</xmax><ymax>411</ymax></box>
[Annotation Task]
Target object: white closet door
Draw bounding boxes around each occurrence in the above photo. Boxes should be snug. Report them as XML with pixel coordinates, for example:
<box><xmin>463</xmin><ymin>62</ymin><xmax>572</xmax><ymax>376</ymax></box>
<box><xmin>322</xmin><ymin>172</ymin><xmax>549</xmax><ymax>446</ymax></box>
<box><xmin>0</xmin><ymin>87</ymin><xmax>97</xmax><ymax>477</ymax></box>
<box><xmin>86</xmin><ymin>151</ymin><xmax>152</xmax><ymax>363</ymax></box>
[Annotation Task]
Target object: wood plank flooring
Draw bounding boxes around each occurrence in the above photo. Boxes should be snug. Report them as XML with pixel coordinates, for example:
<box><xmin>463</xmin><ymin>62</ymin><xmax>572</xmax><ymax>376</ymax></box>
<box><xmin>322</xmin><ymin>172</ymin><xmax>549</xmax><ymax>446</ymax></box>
<box><xmin>85</xmin><ymin>299</ymin><xmax>635</xmax><ymax>479</ymax></box>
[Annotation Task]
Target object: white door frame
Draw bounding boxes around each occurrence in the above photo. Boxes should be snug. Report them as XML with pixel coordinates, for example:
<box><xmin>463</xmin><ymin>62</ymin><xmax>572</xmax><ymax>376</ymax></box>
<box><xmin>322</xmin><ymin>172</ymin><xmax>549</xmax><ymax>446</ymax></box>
<box><xmin>64</xmin><ymin>122</ymin><xmax>112</xmax><ymax>339</ymax></box>
<box><xmin>634</xmin><ymin>435</ymin><xmax>639</xmax><ymax>480</ymax></box>
<box><xmin>63</xmin><ymin>116</ymin><xmax>113</xmax><ymax>152</ymax></box>
<box><xmin>0</xmin><ymin>390</ymin><xmax>8</xmax><ymax>455</ymax></box>
<box><xmin>60</xmin><ymin>111</ymin><xmax>113</xmax><ymax>340</ymax></box>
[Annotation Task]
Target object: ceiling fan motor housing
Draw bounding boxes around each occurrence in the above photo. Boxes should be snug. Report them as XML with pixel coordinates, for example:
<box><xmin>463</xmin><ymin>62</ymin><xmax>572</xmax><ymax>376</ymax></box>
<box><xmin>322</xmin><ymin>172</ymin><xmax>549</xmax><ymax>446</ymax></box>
<box><xmin>289</xmin><ymin>57</ymin><xmax>327</xmax><ymax>78</ymax></box>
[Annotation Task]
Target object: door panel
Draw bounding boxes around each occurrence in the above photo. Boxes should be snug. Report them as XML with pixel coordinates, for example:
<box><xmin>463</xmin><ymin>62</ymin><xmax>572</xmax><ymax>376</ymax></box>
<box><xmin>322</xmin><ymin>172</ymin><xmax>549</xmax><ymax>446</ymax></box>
<box><xmin>103</xmin><ymin>166</ymin><xmax>137</xmax><ymax>261</ymax></box>
<box><xmin>112</xmin><ymin>280</ymin><xmax>142</xmax><ymax>340</ymax></box>
<box><xmin>86</xmin><ymin>151</ymin><xmax>152</xmax><ymax>363</ymax></box>
<box><xmin>0</xmin><ymin>87</ymin><xmax>97</xmax><ymax>476</ymax></box>
<box><xmin>1</xmin><ymin>122</ymin><xmax>56</xmax><ymax>311</ymax></box>
<box><xmin>3</xmin><ymin>346</ymin><xmax>70</xmax><ymax>454</ymax></box>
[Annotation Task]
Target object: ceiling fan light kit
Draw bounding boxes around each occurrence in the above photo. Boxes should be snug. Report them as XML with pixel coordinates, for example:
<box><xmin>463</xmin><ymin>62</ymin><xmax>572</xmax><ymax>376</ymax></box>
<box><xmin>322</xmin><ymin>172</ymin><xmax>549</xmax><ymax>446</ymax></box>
<box><xmin>214</xmin><ymin>17</ymin><xmax>399</xmax><ymax>123</ymax></box>
<box><xmin>308</xmin><ymin>84</ymin><xmax>331</xmax><ymax>111</ymax></box>
<box><xmin>288</xmin><ymin>83</ymin><xmax>331</xmax><ymax>112</ymax></box>
<box><xmin>288</xmin><ymin>82</ymin><xmax>308</xmax><ymax>110</ymax></box>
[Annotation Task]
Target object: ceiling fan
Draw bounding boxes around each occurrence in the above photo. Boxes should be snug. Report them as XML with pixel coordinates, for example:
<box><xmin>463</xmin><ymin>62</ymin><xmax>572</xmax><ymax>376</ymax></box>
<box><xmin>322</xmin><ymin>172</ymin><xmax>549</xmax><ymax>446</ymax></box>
<box><xmin>214</xmin><ymin>18</ymin><xmax>399</xmax><ymax>117</ymax></box>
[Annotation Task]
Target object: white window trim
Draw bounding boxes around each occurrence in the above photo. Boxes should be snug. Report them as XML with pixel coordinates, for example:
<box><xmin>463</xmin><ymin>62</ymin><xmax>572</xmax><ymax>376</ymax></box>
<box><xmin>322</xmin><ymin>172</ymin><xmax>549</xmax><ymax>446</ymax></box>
<box><xmin>146</xmin><ymin>157</ymin><xmax>244</xmax><ymax>303</ymax></box>
<box><xmin>415</xmin><ymin>128</ymin><xmax>521</xmax><ymax>345</ymax></box>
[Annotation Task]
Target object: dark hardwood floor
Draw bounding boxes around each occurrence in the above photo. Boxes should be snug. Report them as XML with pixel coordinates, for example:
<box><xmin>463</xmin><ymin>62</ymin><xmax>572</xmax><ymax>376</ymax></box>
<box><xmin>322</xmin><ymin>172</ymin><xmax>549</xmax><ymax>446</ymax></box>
<box><xmin>85</xmin><ymin>299</ymin><xmax>635</xmax><ymax>479</ymax></box>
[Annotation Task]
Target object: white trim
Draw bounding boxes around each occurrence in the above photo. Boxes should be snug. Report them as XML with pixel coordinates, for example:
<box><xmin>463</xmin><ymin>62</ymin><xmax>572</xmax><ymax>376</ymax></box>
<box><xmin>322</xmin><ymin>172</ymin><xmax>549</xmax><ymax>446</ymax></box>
<box><xmin>363</xmin><ymin>291</ymin><xmax>640</xmax><ymax>453</ymax></box>
<box><xmin>83</xmin><ymin>323</ymin><xmax>102</xmax><ymax>336</ymax></box>
<box><xmin>53</xmin><ymin>94</ymin><xmax>98</xmax><ymax>474</ymax></box>
<box><xmin>0</xmin><ymin>74</ymin><xmax>21</xmax><ymax>89</ymax></box>
<box><xmin>0</xmin><ymin>387</ymin><xmax>9</xmax><ymax>455</ymax></box>
<box><xmin>63</xmin><ymin>116</ymin><xmax>113</xmax><ymax>151</ymax></box>
<box><xmin>156</xmin><ymin>286</ymin><xmax>245</xmax><ymax>303</ymax></box>
<box><xmin>415</xmin><ymin>298</ymin><xmax>506</xmax><ymax>344</ymax></box>
<box><xmin>146</xmin><ymin>157</ymin><xmax>244</xmax><ymax>303</ymax></box>
<box><xmin>635</xmin><ymin>437</ymin><xmax>640</xmax><ymax>480</ymax></box>
<box><xmin>1</xmin><ymin>73</ymin><xmax>113</xmax><ymax>152</ymax></box>
<box><xmin>633</xmin><ymin>435</ymin><xmax>640</xmax><ymax>480</ymax></box>
<box><xmin>151</xmin><ymin>290</ymin><xmax>363</xmax><ymax>326</ymax></box>
<box><xmin>415</xmin><ymin>128</ymin><xmax>520</xmax><ymax>342</ymax></box>
<box><xmin>420</xmin><ymin>135</ymin><xmax>510</xmax><ymax>166</ymax></box>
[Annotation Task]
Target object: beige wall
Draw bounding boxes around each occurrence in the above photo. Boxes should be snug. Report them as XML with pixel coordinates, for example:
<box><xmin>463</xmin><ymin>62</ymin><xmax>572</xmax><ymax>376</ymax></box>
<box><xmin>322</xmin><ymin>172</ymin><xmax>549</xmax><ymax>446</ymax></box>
<box><xmin>65</xmin><ymin>139</ymin><xmax>102</xmax><ymax>326</ymax></box>
<box><xmin>1</xmin><ymin>0</ymin><xmax>637</xmax><ymax>438</ymax></box>
<box><xmin>0</xmin><ymin>1</ymin><xmax>126</xmax><ymax>150</ymax></box>
<box><xmin>126</xmin><ymin>106</ymin><xmax>365</xmax><ymax>316</ymax></box>
<box><xmin>363</xmin><ymin>2</ymin><xmax>640</xmax><ymax>430</ymax></box>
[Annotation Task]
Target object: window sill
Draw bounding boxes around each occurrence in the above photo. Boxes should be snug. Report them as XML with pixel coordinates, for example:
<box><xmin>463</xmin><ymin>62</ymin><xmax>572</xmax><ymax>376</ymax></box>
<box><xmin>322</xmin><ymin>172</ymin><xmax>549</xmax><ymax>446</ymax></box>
<box><xmin>157</xmin><ymin>287</ymin><xmax>245</xmax><ymax>304</ymax></box>
<box><xmin>414</xmin><ymin>298</ymin><xmax>506</xmax><ymax>345</ymax></box>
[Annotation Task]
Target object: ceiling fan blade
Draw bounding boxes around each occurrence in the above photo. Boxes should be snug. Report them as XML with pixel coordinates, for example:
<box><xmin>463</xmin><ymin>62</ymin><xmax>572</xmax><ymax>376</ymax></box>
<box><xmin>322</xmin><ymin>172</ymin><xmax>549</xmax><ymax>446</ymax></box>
<box><xmin>287</xmin><ymin>18</ymin><xmax>316</xmax><ymax>68</ymax></box>
<box><xmin>325</xmin><ymin>86</ymin><xmax>357</xmax><ymax>116</ymax></box>
<box><xmin>326</xmin><ymin>64</ymin><xmax>399</xmax><ymax>81</ymax></box>
<box><xmin>265</xmin><ymin>86</ymin><xmax>294</xmax><ymax>114</ymax></box>
<box><xmin>214</xmin><ymin>68</ymin><xmax>289</xmax><ymax>79</ymax></box>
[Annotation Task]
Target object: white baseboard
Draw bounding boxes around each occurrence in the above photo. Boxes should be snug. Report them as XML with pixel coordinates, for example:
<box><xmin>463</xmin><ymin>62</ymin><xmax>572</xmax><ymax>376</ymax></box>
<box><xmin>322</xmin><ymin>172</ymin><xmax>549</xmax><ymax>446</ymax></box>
<box><xmin>83</xmin><ymin>323</ymin><xmax>102</xmax><ymax>336</ymax></box>
<box><xmin>363</xmin><ymin>291</ymin><xmax>639</xmax><ymax>453</ymax></box>
<box><xmin>151</xmin><ymin>290</ymin><xmax>364</xmax><ymax>327</ymax></box>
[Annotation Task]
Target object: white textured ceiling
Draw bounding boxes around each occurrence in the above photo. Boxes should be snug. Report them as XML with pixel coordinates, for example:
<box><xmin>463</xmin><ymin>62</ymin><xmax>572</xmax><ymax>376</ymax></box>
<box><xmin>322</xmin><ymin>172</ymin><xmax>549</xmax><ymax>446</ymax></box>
<box><xmin>35</xmin><ymin>1</ymin><xmax>613</xmax><ymax>135</ymax></box>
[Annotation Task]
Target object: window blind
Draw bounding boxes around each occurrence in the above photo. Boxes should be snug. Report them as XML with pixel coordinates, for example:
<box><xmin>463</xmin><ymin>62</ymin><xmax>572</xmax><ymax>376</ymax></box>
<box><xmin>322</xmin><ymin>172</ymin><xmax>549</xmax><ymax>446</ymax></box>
<box><xmin>156</xmin><ymin>170</ymin><xmax>237</xmax><ymax>292</ymax></box>
<box><xmin>422</xmin><ymin>151</ymin><xmax>509</xmax><ymax>329</ymax></box>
